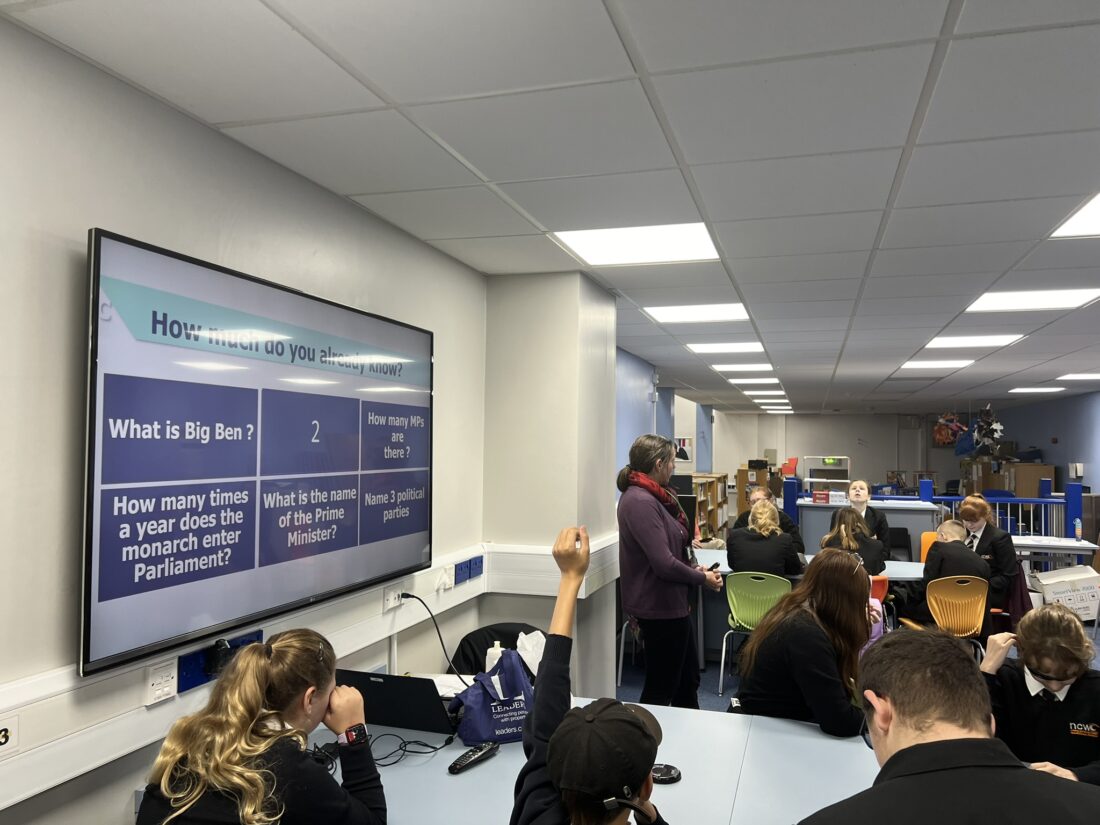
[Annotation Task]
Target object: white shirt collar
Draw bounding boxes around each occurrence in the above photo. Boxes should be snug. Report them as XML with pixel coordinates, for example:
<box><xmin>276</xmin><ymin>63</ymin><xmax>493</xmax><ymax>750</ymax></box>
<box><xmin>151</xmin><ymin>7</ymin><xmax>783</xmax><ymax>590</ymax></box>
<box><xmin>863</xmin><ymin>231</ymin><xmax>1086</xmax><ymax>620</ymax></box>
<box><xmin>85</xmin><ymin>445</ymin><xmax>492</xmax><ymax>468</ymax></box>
<box><xmin>1023</xmin><ymin>666</ymin><xmax>1071</xmax><ymax>701</ymax></box>
<box><xmin>969</xmin><ymin>523</ymin><xmax>986</xmax><ymax>543</ymax></box>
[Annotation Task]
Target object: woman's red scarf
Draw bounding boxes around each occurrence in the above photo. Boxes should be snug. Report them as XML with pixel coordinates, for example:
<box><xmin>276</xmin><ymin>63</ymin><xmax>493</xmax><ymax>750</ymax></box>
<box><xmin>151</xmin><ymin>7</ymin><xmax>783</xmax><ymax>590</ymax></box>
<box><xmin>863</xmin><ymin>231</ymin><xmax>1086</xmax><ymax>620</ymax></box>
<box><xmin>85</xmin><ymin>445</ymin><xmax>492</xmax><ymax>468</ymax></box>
<box><xmin>627</xmin><ymin>471</ymin><xmax>690</xmax><ymax>534</ymax></box>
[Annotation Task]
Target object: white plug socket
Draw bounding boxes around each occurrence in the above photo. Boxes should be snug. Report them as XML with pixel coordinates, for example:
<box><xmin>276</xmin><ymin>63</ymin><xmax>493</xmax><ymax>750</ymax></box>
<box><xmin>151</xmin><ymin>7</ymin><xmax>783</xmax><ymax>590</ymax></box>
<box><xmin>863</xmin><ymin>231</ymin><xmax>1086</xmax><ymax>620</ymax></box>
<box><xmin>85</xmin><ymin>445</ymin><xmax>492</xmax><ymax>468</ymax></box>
<box><xmin>382</xmin><ymin>585</ymin><xmax>403</xmax><ymax>611</ymax></box>
<box><xmin>144</xmin><ymin>660</ymin><xmax>178</xmax><ymax>706</ymax></box>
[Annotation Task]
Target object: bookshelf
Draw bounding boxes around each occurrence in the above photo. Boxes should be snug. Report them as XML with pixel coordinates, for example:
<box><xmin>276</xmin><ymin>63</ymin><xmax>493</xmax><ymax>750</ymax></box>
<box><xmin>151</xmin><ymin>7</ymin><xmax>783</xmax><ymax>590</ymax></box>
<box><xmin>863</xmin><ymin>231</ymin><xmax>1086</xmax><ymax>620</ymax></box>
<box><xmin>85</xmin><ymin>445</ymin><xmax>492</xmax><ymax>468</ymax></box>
<box><xmin>692</xmin><ymin>472</ymin><xmax>729</xmax><ymax>540</ymax></box>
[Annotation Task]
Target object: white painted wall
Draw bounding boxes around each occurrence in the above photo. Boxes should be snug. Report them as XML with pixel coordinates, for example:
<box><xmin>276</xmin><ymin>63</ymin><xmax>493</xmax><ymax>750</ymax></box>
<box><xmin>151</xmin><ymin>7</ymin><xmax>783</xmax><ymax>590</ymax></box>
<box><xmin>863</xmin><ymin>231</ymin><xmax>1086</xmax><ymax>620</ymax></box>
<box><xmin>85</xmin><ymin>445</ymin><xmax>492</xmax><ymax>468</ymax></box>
<box><xmin>0</xmin><ymin>17</ymin><xmax>492</xmax><ymax>824</ymax></box>
<box><xmin>674</xmin><ymin>395</ymin><xmax>698</xmax><ymax>473</ymax></box>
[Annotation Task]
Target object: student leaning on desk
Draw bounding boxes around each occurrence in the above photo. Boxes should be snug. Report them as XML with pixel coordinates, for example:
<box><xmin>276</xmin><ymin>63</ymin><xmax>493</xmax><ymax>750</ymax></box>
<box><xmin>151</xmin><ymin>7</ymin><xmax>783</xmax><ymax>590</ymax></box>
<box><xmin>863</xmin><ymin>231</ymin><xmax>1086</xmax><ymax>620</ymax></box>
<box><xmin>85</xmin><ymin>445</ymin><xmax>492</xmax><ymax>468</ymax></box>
<box><xmin>981</xmin><ymin>603</ymin><xmax>1100</xmax><ymax>784</ymax></box>
<box><xmin>511</xmin><ymin>527</ymin><xmax>670</xmax><ymax>825</ymax></box>
<box><xmin>136</xmin><ymin>629</ymin><xmax>386</xmax><ymax>825</ymax></box>
<box><xmin>799</xmin><ymin>630</ymin><xmax>1100</xmax><ymax>825</ymax></box>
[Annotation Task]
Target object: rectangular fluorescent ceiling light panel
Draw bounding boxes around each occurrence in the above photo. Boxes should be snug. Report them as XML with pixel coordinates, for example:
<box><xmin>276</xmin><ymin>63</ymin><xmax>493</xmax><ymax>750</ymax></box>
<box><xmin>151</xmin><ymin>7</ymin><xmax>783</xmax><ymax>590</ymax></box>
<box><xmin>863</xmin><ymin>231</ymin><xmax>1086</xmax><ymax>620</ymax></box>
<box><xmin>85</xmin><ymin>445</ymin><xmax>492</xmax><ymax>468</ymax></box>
<box><xmin>728</xmin><ymin>377</ymin><xmax>781</xmax><ymax>385</ymax></box>
<box><xmin>1051</xmin><ymin>193</ymin><xmax>1100</xmax><ymax>238</ymax></box>
<box><xmin>745</xmin><ymin>390</ymin><xmax>786</xmax><ymax>396</ymax></box>
<box><xmin>554</xmin><ymin>222</ymin><xmax>718</xmax><ymax>266</ymax></box>
<box><xmin>645</xmin><ymin>303</ymin><xmax>748</xmax><ymax>323</ymax></box>
<box><xmin>688</xmin><ymin>342</ymin><xmax>764</xmax><ymax>353</ymax></box>
<box><xmin>1008</xmin><ymin>387</ymin><xmax>1065</xmax><ymax>393</ymax></box>
<box><xmin>901</xmin><ymin>360</ymin><xmax>974</xmax><ymax>369</ymax></box>
<box><xmin>966</xmin><ymin>289</ymin><xmax>1100</xmax><ymax>312</ymax></box>
<box><xmin>767</xmin><ymin>410</ymin><xmax>794</xmax><ymax>414</ymax></box>
<box><xmin>712</xmin><ymin>363</ymin><xmax>772</xmax><ymax>372</ymax></box>
<box><xmin>1059</xmin><ymin>374</ymin><xmax>1100</xmax><ymax>380</ymax></box>
<box><xmin>925</xmin><ymin>335</ymin><xmax>1024</xmax><ymax>348</ymax></box>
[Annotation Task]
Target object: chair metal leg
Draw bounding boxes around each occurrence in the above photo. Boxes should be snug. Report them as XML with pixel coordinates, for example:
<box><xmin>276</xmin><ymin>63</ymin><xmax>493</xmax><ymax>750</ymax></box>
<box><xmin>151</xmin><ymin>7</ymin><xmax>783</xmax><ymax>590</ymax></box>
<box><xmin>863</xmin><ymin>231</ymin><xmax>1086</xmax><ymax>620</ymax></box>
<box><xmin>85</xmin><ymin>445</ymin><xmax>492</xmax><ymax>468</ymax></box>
<box><xmin>718</xmin><ymin>629</ymin><xmax>734</xmax><ymax>696</ymax></box>
<box><xmin>617</xmin><ymin>620</ymin><xmax>628</xmax><ymax>687</ymax></box>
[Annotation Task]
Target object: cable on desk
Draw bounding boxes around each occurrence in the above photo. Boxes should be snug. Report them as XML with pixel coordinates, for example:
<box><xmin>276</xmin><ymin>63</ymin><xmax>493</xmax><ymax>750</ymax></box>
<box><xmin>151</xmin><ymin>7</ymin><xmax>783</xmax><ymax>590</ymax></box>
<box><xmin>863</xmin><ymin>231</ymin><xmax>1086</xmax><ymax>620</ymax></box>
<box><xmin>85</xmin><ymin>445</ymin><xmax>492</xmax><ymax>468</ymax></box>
<box><xmin>369</xmin><ymin>732</ymin><xmax>456</xmax><ymax>766</ymax></box>
<box><xmin>399</xmin><ymin>592</ymin><xmax>471</xmax><ymax>687</ymax></box>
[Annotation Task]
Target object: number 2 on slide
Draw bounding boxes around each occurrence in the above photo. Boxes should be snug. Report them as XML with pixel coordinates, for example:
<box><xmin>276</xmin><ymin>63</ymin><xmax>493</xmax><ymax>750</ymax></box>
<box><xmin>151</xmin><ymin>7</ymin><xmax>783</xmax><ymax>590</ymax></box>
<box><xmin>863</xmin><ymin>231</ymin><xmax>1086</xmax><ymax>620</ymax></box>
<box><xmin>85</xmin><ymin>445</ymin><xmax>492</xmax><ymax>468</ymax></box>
<box><xmin>311</xmin><ymin>420</ymin><xmax>320</xmax><ymax>443</ymax></box>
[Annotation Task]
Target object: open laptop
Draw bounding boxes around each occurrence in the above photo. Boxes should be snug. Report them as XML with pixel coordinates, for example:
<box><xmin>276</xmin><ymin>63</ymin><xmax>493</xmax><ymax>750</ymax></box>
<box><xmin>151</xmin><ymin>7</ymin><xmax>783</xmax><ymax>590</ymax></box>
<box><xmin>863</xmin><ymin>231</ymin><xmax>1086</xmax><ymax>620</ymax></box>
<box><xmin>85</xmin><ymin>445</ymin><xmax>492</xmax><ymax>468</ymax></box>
<box><xmin>335</xmin><ymin>668</ymin><xmax>457</xmax><ymax>736</ymax></box>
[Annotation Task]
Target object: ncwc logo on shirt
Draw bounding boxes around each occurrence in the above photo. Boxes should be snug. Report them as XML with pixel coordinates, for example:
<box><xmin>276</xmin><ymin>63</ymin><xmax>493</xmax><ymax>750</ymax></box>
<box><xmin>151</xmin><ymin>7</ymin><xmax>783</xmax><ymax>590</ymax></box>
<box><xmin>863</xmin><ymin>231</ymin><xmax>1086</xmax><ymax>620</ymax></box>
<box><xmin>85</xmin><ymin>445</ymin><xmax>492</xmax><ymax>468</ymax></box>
<box><xmin>1068</xmin><ymin>722</ymin><xmax>1099</xmax><ymax>737</ymax></box>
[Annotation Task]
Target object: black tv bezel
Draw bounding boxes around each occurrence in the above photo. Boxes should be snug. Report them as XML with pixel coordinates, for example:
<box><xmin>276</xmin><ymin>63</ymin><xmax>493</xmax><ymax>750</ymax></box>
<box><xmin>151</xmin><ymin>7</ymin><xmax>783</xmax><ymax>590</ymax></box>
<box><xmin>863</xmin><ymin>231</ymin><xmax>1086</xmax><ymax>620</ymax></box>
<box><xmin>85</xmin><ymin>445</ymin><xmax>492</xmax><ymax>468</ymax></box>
<box><xmin>80</xmin><ymin>228</ymin><xmax>434</xmax><ymax>676</ymax></box>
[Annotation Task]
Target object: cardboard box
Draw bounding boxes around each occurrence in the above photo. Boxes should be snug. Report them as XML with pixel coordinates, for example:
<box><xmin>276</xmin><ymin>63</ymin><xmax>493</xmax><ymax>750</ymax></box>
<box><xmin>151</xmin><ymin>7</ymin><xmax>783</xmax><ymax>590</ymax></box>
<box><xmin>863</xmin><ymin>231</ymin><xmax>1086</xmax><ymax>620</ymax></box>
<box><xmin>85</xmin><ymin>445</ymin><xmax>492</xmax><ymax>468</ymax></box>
<box><xmin>812</xmin><ymin>490</ymin><xmax>829</xmax><ymax>504</ymax></box>
<box><xmin>1029</xmin><ymin>566</ymin><xmax>1100</xmax><ymax>622</ymax></box>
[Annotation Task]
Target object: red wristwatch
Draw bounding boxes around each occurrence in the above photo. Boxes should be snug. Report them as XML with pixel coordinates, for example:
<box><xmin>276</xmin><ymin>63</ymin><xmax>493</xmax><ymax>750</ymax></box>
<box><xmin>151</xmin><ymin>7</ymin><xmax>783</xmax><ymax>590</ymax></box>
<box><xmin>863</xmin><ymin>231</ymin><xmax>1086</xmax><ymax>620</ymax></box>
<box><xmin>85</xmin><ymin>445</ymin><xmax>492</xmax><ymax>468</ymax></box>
<box><xmin>338</xmin><ymin>723</ymin><xmax>368</xmax><ymax>746</ymax></box>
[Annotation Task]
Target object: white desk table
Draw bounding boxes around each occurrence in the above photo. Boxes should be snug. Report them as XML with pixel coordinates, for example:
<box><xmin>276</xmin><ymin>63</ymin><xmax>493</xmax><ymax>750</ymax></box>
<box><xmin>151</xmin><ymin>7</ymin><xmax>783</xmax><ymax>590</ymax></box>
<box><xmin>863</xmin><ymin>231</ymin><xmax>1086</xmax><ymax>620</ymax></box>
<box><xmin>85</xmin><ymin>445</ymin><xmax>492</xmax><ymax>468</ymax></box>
<box><xmin>697</xmin><ymin>549</ymin><xmax>925</xmax><ymax>582</ymax></box>
<box><xmin>316</xmin><ymin>704</ymin><xmax>877</xmax><ymax>824</ymax></box>
<box><xmin>1012</xmin><ymin>535</ymin><xmax>1097</xmax><ymax>567</ymax></box>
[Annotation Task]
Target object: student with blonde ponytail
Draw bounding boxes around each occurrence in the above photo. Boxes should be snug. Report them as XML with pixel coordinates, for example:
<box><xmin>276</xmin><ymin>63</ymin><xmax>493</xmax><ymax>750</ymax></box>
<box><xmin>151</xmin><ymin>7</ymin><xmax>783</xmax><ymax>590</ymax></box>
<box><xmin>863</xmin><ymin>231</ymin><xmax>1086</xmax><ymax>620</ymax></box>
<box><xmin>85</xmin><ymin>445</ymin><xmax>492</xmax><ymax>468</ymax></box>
<box><xmin>137</xmin><ymin>628</ymin><xmax>386</xmax><ymax>825</ymax></box>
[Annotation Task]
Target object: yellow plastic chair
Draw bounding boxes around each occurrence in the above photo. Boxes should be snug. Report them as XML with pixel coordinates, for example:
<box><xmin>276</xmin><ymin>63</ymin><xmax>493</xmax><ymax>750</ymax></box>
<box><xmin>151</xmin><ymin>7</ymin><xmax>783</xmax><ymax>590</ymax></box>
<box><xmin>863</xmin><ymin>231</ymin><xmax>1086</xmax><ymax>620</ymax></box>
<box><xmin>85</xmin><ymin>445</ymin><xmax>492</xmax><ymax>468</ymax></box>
<box><xmin>919</xmin><ymin>531</ymin><xmax>937</xmax><ymax>563</ymax></box>
<box><xmin>718</xmin><ymin>572</ymin><xmax>791</xmax><ymax>695</ymax></box>
<box><xmin>901</xmin><ymin>576</ymin><xmax>988</xmax><ymax>661</ymax></box>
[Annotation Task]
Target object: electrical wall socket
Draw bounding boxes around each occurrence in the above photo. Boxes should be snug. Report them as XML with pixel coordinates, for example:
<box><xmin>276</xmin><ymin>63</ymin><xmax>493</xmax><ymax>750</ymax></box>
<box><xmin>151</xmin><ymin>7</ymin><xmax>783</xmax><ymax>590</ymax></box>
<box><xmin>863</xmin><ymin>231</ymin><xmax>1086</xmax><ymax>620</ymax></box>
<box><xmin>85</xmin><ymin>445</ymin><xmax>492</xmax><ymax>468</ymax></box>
<box><xmin>438</xmin><ymin>564</ymin><xmax>455</xmax><ymax>590</ymax></box>
<box><xmin>383</xmin><ymin>585</ymin><xmax>403</xmax><ymax>611</ymax></box>
<box><xmin>144</xmin><ymin>660</ymin><xmax>178</xmax><ymax>706</ymax></box>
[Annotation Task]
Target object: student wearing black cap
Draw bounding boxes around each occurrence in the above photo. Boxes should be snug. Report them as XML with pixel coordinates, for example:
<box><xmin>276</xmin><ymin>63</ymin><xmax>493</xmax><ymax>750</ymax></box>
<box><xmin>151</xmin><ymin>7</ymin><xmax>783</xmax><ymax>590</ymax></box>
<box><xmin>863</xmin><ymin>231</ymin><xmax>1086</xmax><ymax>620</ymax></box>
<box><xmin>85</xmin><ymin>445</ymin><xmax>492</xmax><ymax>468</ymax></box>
<box><xmin>511</xmin><ymin>526</ymin><xmax>668</xmax><ymax>825</ymax></box>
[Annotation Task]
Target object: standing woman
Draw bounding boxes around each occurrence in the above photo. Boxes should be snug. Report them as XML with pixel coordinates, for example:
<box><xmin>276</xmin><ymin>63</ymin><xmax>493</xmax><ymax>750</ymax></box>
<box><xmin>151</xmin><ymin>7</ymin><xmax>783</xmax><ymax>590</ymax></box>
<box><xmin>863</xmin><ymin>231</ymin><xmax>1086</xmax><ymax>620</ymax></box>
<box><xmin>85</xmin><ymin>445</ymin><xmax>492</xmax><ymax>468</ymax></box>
<box><xmin>736</xmin><ymin>548</ymin><xmax>871</xmax><ymax>737</ymax></box>
<box><xmin>959</xmin><ymin>493</ymin><xmax>1017</xmax><ymax>610</ymax></box>
<box><xmin>617</xmin><ymin>434</ymin><xmax>722</xmax><ymax>708</ymax></box>
<box><xmin>820</xmin><ymin>507</ymin><xmax>887</xmax><ymax>575</ymax></box>
<box><xmin>831</xmin><ymin>479</ymin><xmax>890</xmax><ymax>548</ymax></box>
<box><xmin>137</xmin><ymin>629</ymin><xmax>386</xmax><ymax>825</ymax></box>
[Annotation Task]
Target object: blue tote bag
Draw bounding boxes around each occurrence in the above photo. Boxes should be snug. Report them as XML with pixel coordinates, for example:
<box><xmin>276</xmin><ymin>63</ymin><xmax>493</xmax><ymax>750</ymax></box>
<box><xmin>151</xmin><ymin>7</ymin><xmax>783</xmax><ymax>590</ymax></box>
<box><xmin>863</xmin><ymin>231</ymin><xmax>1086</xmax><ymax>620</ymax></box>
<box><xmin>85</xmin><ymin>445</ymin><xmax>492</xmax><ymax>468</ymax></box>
<box><xmin>447</xmin><ymin>647</ymin><xmax>534</xmax><ymax>745</ymax></box>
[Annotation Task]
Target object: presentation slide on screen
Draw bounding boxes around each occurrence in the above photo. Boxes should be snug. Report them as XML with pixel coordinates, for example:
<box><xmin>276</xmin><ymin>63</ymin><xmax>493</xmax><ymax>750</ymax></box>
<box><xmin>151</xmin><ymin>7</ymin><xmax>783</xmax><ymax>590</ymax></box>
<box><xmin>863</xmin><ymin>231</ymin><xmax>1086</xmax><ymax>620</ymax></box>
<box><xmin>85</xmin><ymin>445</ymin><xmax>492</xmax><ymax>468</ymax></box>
<box><xmin>87</xmin><ymin>236</ymin><xmax>432</xmax><ymax>669</ymax></box>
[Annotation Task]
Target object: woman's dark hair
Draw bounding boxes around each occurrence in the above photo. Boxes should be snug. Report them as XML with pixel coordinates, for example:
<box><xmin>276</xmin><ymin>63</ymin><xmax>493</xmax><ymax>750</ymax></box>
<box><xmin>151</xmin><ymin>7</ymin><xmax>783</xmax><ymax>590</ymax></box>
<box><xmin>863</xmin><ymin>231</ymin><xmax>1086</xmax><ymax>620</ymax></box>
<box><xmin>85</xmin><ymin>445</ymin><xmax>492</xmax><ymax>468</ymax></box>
<box><xmin>740</xmin><ymin>547</ymin><xmax>870</xmax><ymax>696</ymax></box>
<box><xmin>616</xmin><ymin>434</ymin><xmax>676</xmax><ymax>492</ymax></box>
<box><xmin>820</xmin><ymin>507</ymin><xmax>869</xmax><ymax>551</ymax></box>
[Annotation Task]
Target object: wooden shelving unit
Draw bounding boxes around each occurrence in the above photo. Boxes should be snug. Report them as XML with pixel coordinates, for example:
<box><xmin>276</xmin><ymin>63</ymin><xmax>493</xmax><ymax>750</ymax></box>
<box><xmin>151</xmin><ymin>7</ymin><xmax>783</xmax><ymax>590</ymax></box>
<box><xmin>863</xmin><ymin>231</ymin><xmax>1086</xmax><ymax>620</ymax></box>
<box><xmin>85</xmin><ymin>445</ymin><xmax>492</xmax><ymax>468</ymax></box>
<box><xmin>692</xmin><ymin>472</ymin><xmax>729</xmax><ymax>540</ymax></box>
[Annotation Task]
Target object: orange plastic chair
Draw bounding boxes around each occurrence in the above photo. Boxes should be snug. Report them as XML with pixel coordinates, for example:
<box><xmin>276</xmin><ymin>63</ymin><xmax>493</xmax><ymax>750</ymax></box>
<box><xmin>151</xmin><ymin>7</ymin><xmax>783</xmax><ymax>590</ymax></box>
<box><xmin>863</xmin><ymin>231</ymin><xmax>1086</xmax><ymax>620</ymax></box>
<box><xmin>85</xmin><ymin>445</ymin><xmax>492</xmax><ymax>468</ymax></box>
<box><xmin>870</xmin><ymin>576</ymin><xmax>889</xmax><ymax>602</ymax></box>
<box><xmin>920</xmin><ymin>531</ymin><xmax>937</xmax><ymax>562</ymax></box>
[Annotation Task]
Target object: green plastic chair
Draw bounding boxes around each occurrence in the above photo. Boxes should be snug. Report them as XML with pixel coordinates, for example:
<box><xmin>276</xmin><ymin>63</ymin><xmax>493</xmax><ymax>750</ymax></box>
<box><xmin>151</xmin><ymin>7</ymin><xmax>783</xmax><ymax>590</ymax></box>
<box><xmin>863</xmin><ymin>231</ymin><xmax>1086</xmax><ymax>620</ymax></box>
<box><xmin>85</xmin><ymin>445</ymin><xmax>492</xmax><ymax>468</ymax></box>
<box><xmin>718</xmin><ymin>572</ymin><xmax>791</xmax><ymax>695</ymax></box>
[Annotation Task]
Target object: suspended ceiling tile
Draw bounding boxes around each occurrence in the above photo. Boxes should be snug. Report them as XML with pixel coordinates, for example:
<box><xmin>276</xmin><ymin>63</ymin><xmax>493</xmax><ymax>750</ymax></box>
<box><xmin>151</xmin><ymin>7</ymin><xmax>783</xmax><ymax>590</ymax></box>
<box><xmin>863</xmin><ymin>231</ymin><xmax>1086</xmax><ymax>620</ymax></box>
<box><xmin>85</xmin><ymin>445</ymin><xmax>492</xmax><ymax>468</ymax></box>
<box><xmin>428</xmin><ymin>235</ymin><xmax>580</xmax><ymax>274</ymax></box>
<box><xmin>498</xmin><ymin>169</ymin><xmax>698</xmax><ymax>232</ymax></box>
<box><xmin>619</xmin><ymin>284</ymin><xmax>741</xmax><ymax>307</ymax></box>
<box><xmin>756</xmin><ymin>316</ymin><xmax>853</xmax><ymax>332</ymax></box>
<box><xmin>412</xmin><ymin>80</ymin><xmax>675</xmax><ymax>181</ymax></box>
<box><xmin>749</xmin><ymin>299</ymin><xmax>854</xmax><ymax>321</ymax></box>
<box><xmin>742</xmin><ymin>278</ymin><xmax>862</xmax><ymax>303</ymax></box>
<box><xmin>850</xmin><ymin>313</ymin><xmax>956</xmax><ymax>329</ymax></box>
<box><xmin>353</xmin><ymin>186</ymin><xmax>538</xmax><ymax>239</ymax></box>
<box><xmin>224</xmin><ymin>110</ymin><xmax>478</xmax><ymax>194</ymax></box>
<box><xmin>275</xmin><ymin>0</ymin><xmax>634</xmax><ymax>102</ymax></box>
<box><xmin>956</xmin><ymin>1</ymin><xmax>1100</xmax><ymax>36</ymax></box>
<box><xmin>920</xmin><ymin>26</ymin><xmax>1100</xmax><ymax>143</ymax></box>
<box><xmin>619</xmin><ymin>0</ymin><xmax>946</xmax><ymax>71</ymax></box>
<box><xmin>1016</xmin><ymin>239</ymin><xmax>1100</xmax><ymax>270</ymax></box>
<box><xmin>870</xmin><ymin>242</ymin><xmax>1033</xmax><ymax>277</ymax></box>
<box><xmin>995</xmin><ymin>268</ymin><xmax>1100</xmax><ymax>290</ymax></box>
<box><xmin>596</xmin><ymin>261</ymin><xmax>732</xmax><ymax>290</ymax></box>
<box><xmin>728</xmin><ymin>251</ymin><xmax>871</xmax><ymax>284</ymax></box>
<box><xmin>652</xmin><ymin>44</ymin><xmax>933</xmax><ymax>164</ymax></box>
<box><xmin>863</xmin><ymin>272</ymin><xmax>1000</xmax><ymax>298</ymax></box>
<box><xmin>897</xmin><ymin>131</ymin><xmax>1100</xmax><ymax>209</ymax></box>
<box><xmin>881</xmin><ymin>197</ymin><xmax>1085</xmax><ymax>249</ymax></box>
<box><xmin>717</xmin><ymin>211</ymin><xmax>882</xmax><ymax>258</ymax></box>
<box><xmin>11</xmin><ymin>0</ymin><xmax>382</xmax><ymax>123</ymax></box>
<box><xmin>693</xmin><ymin>149</ymin><xmax>901</xmax><ymax>221</ymax></box>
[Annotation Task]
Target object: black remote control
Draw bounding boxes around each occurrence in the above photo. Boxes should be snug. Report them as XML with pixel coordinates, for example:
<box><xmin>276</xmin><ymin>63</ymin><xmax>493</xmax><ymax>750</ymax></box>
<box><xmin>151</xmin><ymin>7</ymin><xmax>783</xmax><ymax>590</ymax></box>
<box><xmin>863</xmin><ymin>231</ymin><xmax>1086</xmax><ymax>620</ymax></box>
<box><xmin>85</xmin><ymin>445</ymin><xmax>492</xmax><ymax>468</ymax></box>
<box><xmin>447</xmin><ymin>741</ymin><xmax>500</xmax><ymax>774</ymax></box>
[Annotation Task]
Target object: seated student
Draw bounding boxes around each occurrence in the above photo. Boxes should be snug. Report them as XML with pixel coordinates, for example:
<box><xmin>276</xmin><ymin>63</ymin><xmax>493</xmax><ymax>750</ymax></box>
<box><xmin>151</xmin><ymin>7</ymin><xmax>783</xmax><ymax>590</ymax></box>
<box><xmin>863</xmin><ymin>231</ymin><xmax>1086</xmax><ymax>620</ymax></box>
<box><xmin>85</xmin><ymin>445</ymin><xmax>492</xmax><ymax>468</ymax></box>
<box><xmin>736</xmin><ymin>547</ymin><xmax>870</xmax><ymax>737</ymax></box>
<box><xmin>731</xmin><ymin>485</ymin><xmax>805</xmax><ymax>556</ymax></box>
<box><xmin>799</xmin><ymin>630</ymin><xmax>1100</xmax><ymax>825</ymax></box>
<box><xmin>819</xmin><ymin>507</ymin><xmax>886</xmax><ymax>575</ymax></box>
<box><xmin>900</xmin><ymin>519</ymin><xmax>990</xmax><ymax>624</ymax></box>
<box><xmin>980</xmin><ymin>603</ymin><xmax>1100</xmax><ymax>785</ymax></box>
<box><xmin>726</xmin><ymin>498</ymin><xmax>803</xmax><ymax>577</ymax></box>
<box><xmin>958</xmin><ymin>493</ymin><xmax>1017</xmax><ymax>610</ymax></box>
<box><xmin>511</xmin><ymin>526</ymin><xmax>669</xmax><ymax>825</ymax></box>
<box><xmin>829</xmin><ymin>479</ymin><xmax>889</xmax><ymax>548</ymax></box>
<box><xmin>137</xmin><ymin>629</ymin><xmax>386</xmax><ymax>825</ymax></box>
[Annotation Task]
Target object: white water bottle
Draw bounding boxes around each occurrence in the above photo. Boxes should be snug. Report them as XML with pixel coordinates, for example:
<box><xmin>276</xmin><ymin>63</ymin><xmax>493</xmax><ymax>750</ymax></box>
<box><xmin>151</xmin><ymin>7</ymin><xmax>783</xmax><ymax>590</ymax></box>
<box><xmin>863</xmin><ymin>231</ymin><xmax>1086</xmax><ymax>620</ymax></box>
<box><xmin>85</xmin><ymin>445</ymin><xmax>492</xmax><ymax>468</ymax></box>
<box><xmin>485</xmin><ymin>640</ymin><xmax>503</xmax><ymax>672</ymax></box>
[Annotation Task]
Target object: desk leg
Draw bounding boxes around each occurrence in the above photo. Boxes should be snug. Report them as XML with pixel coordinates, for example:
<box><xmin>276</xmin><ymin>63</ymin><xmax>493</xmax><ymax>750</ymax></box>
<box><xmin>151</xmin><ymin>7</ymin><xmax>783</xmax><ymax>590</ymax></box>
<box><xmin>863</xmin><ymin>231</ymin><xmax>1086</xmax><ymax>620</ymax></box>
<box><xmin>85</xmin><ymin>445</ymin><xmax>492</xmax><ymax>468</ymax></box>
<box><xmin>698</xmin><ymin>586</ymin><xmax>705</xmax><ymax>670</ymax></box>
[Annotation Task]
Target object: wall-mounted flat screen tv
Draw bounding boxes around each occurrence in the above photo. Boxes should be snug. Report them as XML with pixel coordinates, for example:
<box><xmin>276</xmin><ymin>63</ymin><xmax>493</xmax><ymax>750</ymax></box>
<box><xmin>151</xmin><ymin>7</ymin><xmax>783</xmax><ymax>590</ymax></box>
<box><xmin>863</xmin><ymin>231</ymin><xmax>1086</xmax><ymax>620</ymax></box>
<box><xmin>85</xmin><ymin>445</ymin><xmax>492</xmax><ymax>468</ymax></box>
<box><xmin>81</xmin><ymin>230</ymin><xmax>432</xmax><ymax>675</ymax></box>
